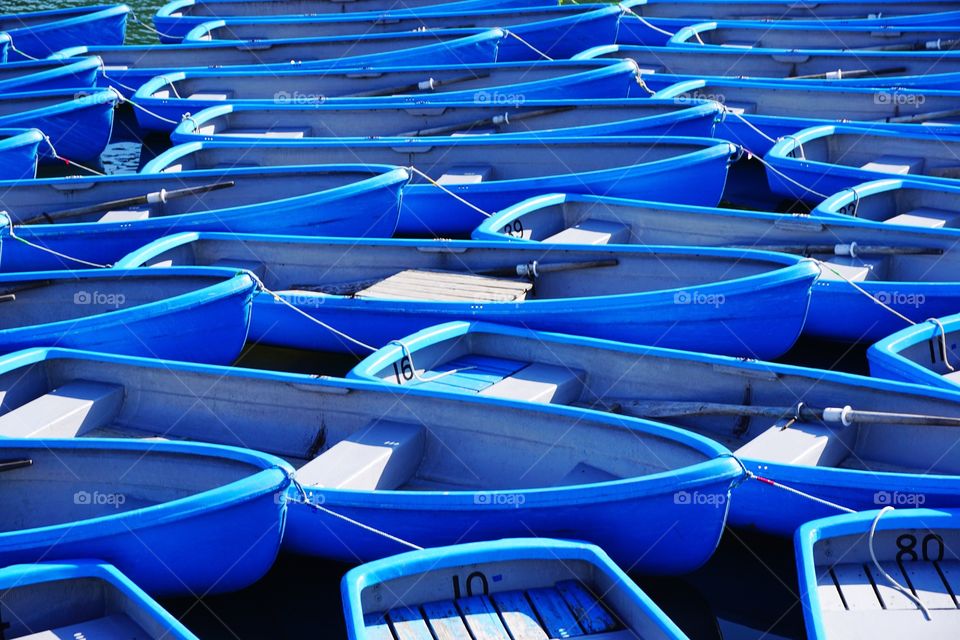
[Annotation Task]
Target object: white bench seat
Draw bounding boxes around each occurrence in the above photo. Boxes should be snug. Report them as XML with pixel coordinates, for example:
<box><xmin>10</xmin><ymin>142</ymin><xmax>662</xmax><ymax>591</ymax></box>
<box><xmin>0</xmin><ymin>380</ymin><xmax>124</xmax><ymax>438</ymax></box>
<box><xmin>884</xmin><ymin>207</ymin><xmax>960</xmax><ymax>229</ymax></box>
<box><xmin>296</xmin><ymin>421</ymin><xmax>425</xmax><ymax>490</ymax></box>
<box><xmin>97</xmin><ymin>208</ymin><xmax>151</xmax><ymax>223</ymax></box>
<box><xmin>187</xmin><ymin>91</ymin><xmax>234</xmax><ymax>101</ymax></box>
<box><xmin>544</xmin><ymin>219</ymin><xmax>630</xmax><ymax>245</ymax></box>
<box><xmin>478</xmin><ymin>362</ymin><xmax>583</xmax><ymax>404</ymax></box>
<box><xmin>436</xmin><ymin>164</ymin><xmax>493</xmax><ymax>185</ymax></box>
<box><xmin>17</xmin><ymin>613</ymin><xmax>147</xmax><ymax>640</ymax></box>
<box><xmin>944</xmin><ymin>370</ymin><xmax>960</xmax><ymax>383</ymax></box>
<box><xmin>819</xmin><ymin>257</ymin><xmax>880</xmax><ymax>282</ymax></box>
<box><xmin>861</xmin><ymin>154</ymin><xmax>924</xmax><ymax>175</ymax></box>
<box><xmin>734</xmin><ymin>421</ymin><xmax>851</xmax><ymax>467</ymax></box>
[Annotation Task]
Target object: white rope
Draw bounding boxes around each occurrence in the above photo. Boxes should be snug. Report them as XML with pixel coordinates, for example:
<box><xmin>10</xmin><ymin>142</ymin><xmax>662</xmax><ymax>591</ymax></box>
<box><xmin>748</xmin><ymin>148</ymin><xmax>831</xmax><ymax>200</ymax></box>
<box><xmin>41</xmin><ymin>135</ymin><xmax>106</xmax><ymax>176</ymax></box>
<box><xmin>619</xmin><ymin>4</ymin><xmax>676</xmax><ymax>37</ymax></box>
<box><xmin>6</xmin><ymin>39</ymin><xmax>39</xmax><ymax>61</ymax></box>
<box><xmin>288</xmin><ymin>478</ymin><xmax>423</xmax><ymax>550</ymax></box>
<box><xmin>816</xmin><ymin>260</ymin><xmax>918</xmax><ymax>326</ymax></box>
<box><xmin>405</xmin><ymin>165</ymin><xmax>494</xmax><ymax>218</ymax></box>
<box><xmin>128</xmin><ymin>10</ymin><xmax>168</xmax><ymax>38</ymax></box>
<box><xmin>0</xmin><ymin>212</ymin><xmax>111</xmax><ymax>268</ymax></box>
<box><xmin>388</xmin><ymin>339</ymin><xmax>475</xmax><ymax>384</ymax></box>
<box><xmin>258</xmin><ymin>283</ymin><xmax>378</xmax><ymax>353</ymax></box>
<box><xmin>722</xmin><ymin>107</ymin><xmax>778</xmax><ymax>145</ymax></box>
<box><xmin>117</xmin><ymin>93</ymin><xmax>181</xmax><ymax>125</ymax></box>
<box><xmin>502</xmin><ymin>30</ymin><xmax>553</xmax><ymax>61</ymax></box>
<box><xmin>868</xmin><ymin>507</ymin><xmax>932</xmax><ymax>621</ymax></box>
<box><xmin>928</xmin><ymin>317</ymin><xmax>957</xmax><ymax>372</ymax></box>
<box><xmin>635</xmin><ymin>75</ymin><xmax>656</xmax><ymax>96</ymax></box>
<box><xmin>97</xmin><ymin>62</ymin><xmax>151</xmax><ymax>98</ymax></box>
<box><xmin>747</xmin><ymin>468</ymin><xmax>856</xmax><ymax>513</ymax></box>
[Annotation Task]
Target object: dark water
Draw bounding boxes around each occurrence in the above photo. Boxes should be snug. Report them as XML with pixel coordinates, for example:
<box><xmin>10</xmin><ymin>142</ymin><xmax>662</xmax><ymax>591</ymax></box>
<box><xmin>10</xmin><ymin>1</ymin><xmax>883</xmax><ymax>636</ymax></box>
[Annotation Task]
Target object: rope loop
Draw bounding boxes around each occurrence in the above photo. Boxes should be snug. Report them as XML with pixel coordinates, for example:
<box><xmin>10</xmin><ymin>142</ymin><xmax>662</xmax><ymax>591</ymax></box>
<box><xmin>868</xmin><ymin>507</ymin><xmax>932</xmax><ymax>621</ymax></box>
<box><xmin>927</xmin><ymin>317</ymin><xmax>957</xmax><ymax>372</ymax></box>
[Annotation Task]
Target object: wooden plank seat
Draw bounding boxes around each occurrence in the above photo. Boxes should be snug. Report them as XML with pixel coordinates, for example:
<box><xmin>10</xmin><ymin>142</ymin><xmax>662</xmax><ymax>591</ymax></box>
<box><xmin>544</xmin><ymin>219</ymin><xmax>630</xmax><ymax>245</ymax></box>
<box><xmin>355</xmin><ymin>270</ymin><xmax>533</xmax><ymax>303</ymax></box>
<box><xmin>860</xmin><ymin>155</ymin><xmax>925</xmax><ymax>176</ymax></box>
<box><xmin>295</xmin><ymin>421</ymin><xmax>425</xmax><ymax>490</ymax></box>
<box><xmin>0</xmin><ymin>380</ymin><xmax>124</xmax><ymax>438</ymax></box>
<box><xmin>366</xmin><ymin>580</ymin><xmax>626</xmax><ymax>640</ymax></box>
<box><xmin>17</xmin><ymin>613</ymin><xmax>149</xmax><ymax>640</ymax></box>
<box><xmin>884</xmin><ymin>207</ymin><xmax>960</xmax><ymax>228</ymax></box>
<box><xmin>477</xmin><ymin>362</ymin><xmax>584</xmax><ymax>404</ymax></box>
<box><xmin>820</xmin><ymin>560</ymin><xmax>960</xmax><ymax>612</ymax></box>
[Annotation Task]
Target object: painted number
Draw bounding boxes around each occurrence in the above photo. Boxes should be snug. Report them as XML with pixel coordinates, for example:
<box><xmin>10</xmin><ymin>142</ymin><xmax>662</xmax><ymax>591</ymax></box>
<box><xmin>896</xmin><ymin>533</ymin><xmax>945</xmax><ymax>562</ymax></box>
<box><xmin>837</xmin><ymin>202</ymin><xmax>858</xmax><ymax>217</ymax></box>
<box><xmin>502</xmin><ymin>219</ymin><xmax>524</xmax><ymax>238</ymax></box>
<box><xmin>391</xmin><ymin>356</ymin><xmax>414</xmax><ymax>384</ymax></box>
<box><xmin>452</xmin><ymin>571</ymin><xmax>490</xmax><ymax>599</ymax></box>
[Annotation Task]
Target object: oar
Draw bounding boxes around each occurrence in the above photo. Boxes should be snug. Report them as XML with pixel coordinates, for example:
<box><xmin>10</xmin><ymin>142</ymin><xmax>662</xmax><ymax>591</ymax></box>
<box><xmin>0</xmin><ymin>280</ymin><xmax>53</xmax><ymax>303</ymax></box>
<box><xmin>289</xmin><ymin>259</ymin><xmax>620</xmax><ymax>295</ymax></box>
<box><xmin>611</xmin><ymin>399</ymin><xmax>960</xmax><ymax>427</ymax></box>
<box><xmin>789</xmin><ymin>66</ymin><xmax>907</xmax><ymax>80</ymax></box>
<box><xmin>397</xmin><ymin>107</ymin><xmax>577</xmax><ymax>138</ymax></box>
<box><xmin>883</xmin><ymin>108</ymin><xmax>960</xmax><ymax>124</ymax></box>
<box><xmin>0</xmin><ymin>458</ymin><xmax>32</xmax><ymax>472</ymax></box>
<box><xmin>346</xmin><ymin>73</ymin><xmax>487</xmax><ymax>98</ymax></box>
<box><xmin>866</xmin><ymin>38</ymin><xmax>960</xmax><ymax>52</ymax></box>
<box><xmin>23</xmin><ymin>181</ymin><xmax>236</xmax><ymax>225</ymax></box>
<box><xmin>736</xmin><ymin>244</ymin><xmax>943</xmax><ymax>256</ymax></box>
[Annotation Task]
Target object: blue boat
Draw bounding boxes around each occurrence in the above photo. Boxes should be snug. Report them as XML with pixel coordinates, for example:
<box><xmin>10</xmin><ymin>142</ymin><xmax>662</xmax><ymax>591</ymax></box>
<box><xmin>813</xmin><ymin>179</ymin><xmax>960</xmax><ymax>226</ymax></box>
<box><xmin>0</xmin><ymin>4</ymin><xmax>129</xmax><ymax>61</ymax></box>
<box><xmin>0</xmin><ymin>128</ymin><xmax>42</xmax><ymax>180</ymax></box>
<box><xmin>348</xmin><ymin>320</ymin><xmax>960</xmax><ymax>536</ymax></box>
<box><xmin>116</xmin><ymin>234</ymin><xmax>817</xmax><ymax>359</ymax></box>
<box><xmin>0</xmin><ymin>561</ymin><xmax>198</xmax><ymax>639</ymax></box>
<box><xmin>343</xmin><ymin>539</ymin><xmax>688</xmax><ymax>640</ymax></box>
<box><xmin>0</xmin><ymin>165</ymin><xmax>408</xmax><ymax>271</ymax></box>
<box><xmin>184</xmin><ymin>3</ymin><xmax>629</xmax><ymax>62</ymax></box>
<box><xmin>0</xmin><ymin>436</ymin><xmax>291</xmax><ymax>596</ymax></box>
<box><xmin>0</xmin><ymin>346</ymin><xmax>741</xmax><ymax>573</ymax></box>
<box><xmin>56</xmin><ymin>28</ymin><xmax>508</xmax><ymax>95</ymax></box>
<box><xmin>573</xmin><ymin>44</ymin><xmax>960</xmax><ymax>90</ymax></box>
<box><xmin>132</xmin><ymin>59</ymin><xmax>646</xmax><ymax>133</ymax></box>
<box><xmin>0</xmin><ymin>268</ymin><xmax>255</xmax><ymax>363</ymax></box>
<box><xmin>140</xmin><ymin>136</ymin><xmax>737</xmax><ymax>236</ymax></box>
<box><xmin>668</xmin><ymin>20</ymin><xmax>960</xmax><ymax>50</ymax></box>
<box><xmin>0</xmin><ymin>88</ymin><xmax>118</xmax><ymax>164</ymax></box>
<box><xmin>765</xmin><ymin>125</ymin><xmax>960</xmax><ymax>205</ymax></box>
<box><xmin>615</xmin><ymin>0</ymin><xmax>960</xmax><ymax>46</ymax></box>
<box><xmin>0</xmin><ymin>56</ymin><xmax>101</xmax><ymax>93</ymax></box>
<box><xmin>869</xmin><ymin>314</ymin><xmax>960</xmax><ymax>391</ymax></box>
<box><xmin>472</xmin><ymin>193</ymin><xmax>960</xmax><ymax>343</ymax></box>
<box><xmin>154</xmin><ymin>0</ymin><xmax>558</xmax><ymax>42</ymax></box>
<box><xmin>796</xmin><ymin>508</ymin><xmax>960</xmax><ymax>639</ymax></box>
<box><xmin>652</xmin><ymin>79</ymin><xmax>960</xmax><ymax>155</ymax></box>
<box><xmin>169</xmin><ymin>99</ymin><xmax>721</xmax><ymax>145</ymax></box>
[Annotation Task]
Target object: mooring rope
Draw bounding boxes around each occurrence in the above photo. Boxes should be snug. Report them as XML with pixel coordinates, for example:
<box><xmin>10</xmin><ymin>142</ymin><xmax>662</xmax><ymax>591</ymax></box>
<box><xmin>868</xmin><ymin>507</ymin><xmax>932</xmax><ymax>621</ymax></box>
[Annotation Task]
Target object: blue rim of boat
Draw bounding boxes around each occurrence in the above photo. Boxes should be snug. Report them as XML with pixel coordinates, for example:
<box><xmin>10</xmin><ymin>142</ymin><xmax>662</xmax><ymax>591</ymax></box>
<box><xmin>114</xmin><ymin>233</ymin><xmax>818</xmax><ymax>308</ymax></box>
<box><xmin>868</xmin><ymin>313</ymin><xmax>960</xmax><ymax>390</ymax></box>
<box><xmin>0</xmin><ymin>435</ymin><xmax>292</xmax><ymax>552</ymax></box>
<box><xmin>0</xmin><ymin>267</ymin><xmax>255</xmax><ymax>338</ymax></box>
<box><xmin>0</xmin><ymin>346</ymin><xmax>745</xmax><ymax>507</ymax></box>
<box><xmin>0</xmin><ymin>128</ymin><xmax>44</xmax><ymax>151</ymax></box>
<box><xmin>813</xmin><ymin>178</ymin><xmax>960</xmax><ymax>218</ymax></box>
<box><xmin>0</xmin><ymin>87</ymin><xmax>119</xmax><ymax>126</ymax></box>
<box><xmin>0</xmin><ymin>4</ymin><xmax>130</xmax><ymax>36</ymax></box>
<box><xmin>0</xmin><ymin>57</ymin><xmax>102</xmax><ymax>92</ymax></box>
<box><xmin>342</xmin><ymin>537</ymin><xmax>686</xmax><ymax>638</ymax></box>
<box><xmin>796</xmin><ymin>508</ymin><xmax>958</xmax><ymax>640</ymax></box>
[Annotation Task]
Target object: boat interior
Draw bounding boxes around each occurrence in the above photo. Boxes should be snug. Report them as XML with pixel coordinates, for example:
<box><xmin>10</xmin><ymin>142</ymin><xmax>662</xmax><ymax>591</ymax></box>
<box><xmin>0</xmin><ymin>355</ymin><xmax>711</xmax><ymax>494</ymax></box>
<box><xmin>673</xmin><ymin>24</ymin><xmax>956</xmax><ymax>50</ymax></box>
<box><xmin>824</xmin><ymin>185</ymin><xmax>960</xmax><ymax>228</ymax></box>
<box><xmin>891</xmin><ymin>326</ymin><xmax>960</xmax><ymax>380</ymax></box>
<box><xmin>794</xmin><ymin>133</ymin><xmax>960</xmax><ymax>180</ymax></box>
<box><xmin>811</xmin><ymin>526</ymin><xmax>960</xmax><ymax>636</ymax></box>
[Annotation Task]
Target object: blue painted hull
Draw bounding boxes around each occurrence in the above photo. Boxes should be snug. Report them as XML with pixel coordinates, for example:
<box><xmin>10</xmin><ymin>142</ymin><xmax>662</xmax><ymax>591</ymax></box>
<box><xmin>154</xmin><ymin>0</ymin><xmax>557</xmax><ymax>42</ymax></box>
<box><xmin>0</xmin><ymin>562</ymin><xmax>198</xmax><ymax>638</ymax></box>
<box><xmin>343</xmin><ymin>539</ymin><xmax>687</xmax><ymax>639</ymax></box>
<box><xmin>0</xmin><ymin>165</ymin><xmax>407</xmax><ymax>271</ymax></box>
<box><xmin>0</xmin><ymin>5</ymin><xmax>129</xmax><ymax>60</ymax></box>
<box><xmin>132</xmin><ymin>60</ymin><xmax>647</xmax><ymax>133</ymax></box>
<box><xmin>0</xmin><ymin>57</ymin><xmax>100</xmax><ymax>93</ymax></box>
<box><xmin>0</xmin><ymin>438</ymin><xmax>291</xmax><ymax>597</ymax></box>
<box><xmin>186</xmin><ymin>4</ymin><xmax>625</xmax><ymax>63</ymax></box>
<box><xmin>0</xmin><ymin>88</ymin><xmax>117</xmax><ymax>164</ymax></box>
<box><xmin>868</xmin><ymin>314</ymin><xmax>960</xmax><ymax>391</ymax></box>
<box><xmin>0</xmin><ymin>268</ymin><xmax>255</xmax><ymax>364</ymax></box>
<box><xmin>0</xmin><ymin>128</ymin><xmax>42</xmax><ymax>180</ymax></box>
<box><xmin>140</xmin><ymin>136</ymin><xmax>736</xmax><ymax>236</ymax></box>
<box><xmin>58</xmin><ymin>29</ymin><xmax>505</xmax><ymax>96</ymax></box>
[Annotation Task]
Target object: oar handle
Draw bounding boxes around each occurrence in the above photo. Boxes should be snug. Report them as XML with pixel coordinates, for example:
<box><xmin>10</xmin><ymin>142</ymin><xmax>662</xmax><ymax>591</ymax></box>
<box><xmin>347</xmin><ymin>73</ymin><xmax>484</xmax><ymax>98</ymax></box>
<box><xmin>743</xmin><ymin>243</ymin><xmax>942</xmax><ymax>256</ymax></box>
<box><xmin>0</xmin><ymin>458</ymin><xmax>32</xmax><ymax>472</ymax></box>
<box><xmin>403</xmin><ymin>106</ymin><xmax>576</xmax><ymax>138</ymax></box>
<box><xmin>790</xmin><ymin>66</ymin><xmax>906</xmax><ymax>80</ymax></box>
<box><xmin>481</xmin><ymin>259</ymin><xmax>620</xmax><ymax>278</ymax></box>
